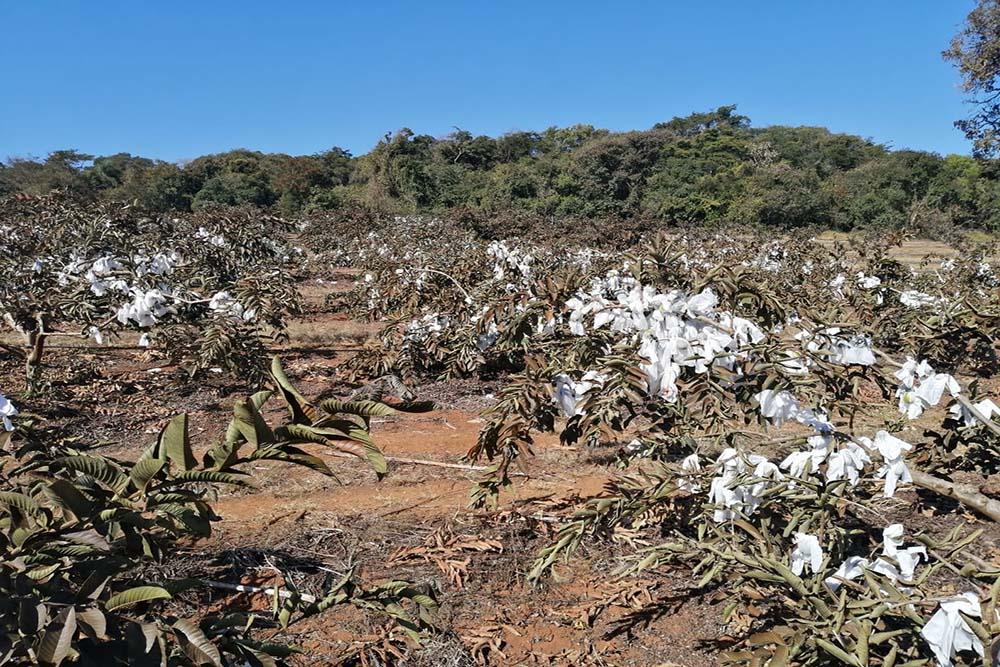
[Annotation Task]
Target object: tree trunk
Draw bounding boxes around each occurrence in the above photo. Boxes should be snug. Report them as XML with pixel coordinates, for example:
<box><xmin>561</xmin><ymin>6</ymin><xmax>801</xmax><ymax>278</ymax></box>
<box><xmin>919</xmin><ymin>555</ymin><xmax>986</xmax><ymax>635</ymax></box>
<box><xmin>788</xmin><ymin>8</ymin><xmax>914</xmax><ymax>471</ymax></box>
<box><xmin>25</xmin><ymin>314</ymin><xmax>46</xmax><ymax>393</ymax></box>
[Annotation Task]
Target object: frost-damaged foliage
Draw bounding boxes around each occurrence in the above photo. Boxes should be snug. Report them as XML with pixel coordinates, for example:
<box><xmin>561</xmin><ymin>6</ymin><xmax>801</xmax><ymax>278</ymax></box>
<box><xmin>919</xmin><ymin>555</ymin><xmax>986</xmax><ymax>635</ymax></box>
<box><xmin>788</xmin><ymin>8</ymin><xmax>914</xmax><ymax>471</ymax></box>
<box><xmin>0</xmin><ymin>358</ymin><xmax>437</xmax><ymax>666</ymax></box>
<box><xmin>342</xmin><ymin>228</ymin><xmax>999</xmax><ymax>386</ymax></box>
<box><xmin>338</xmin><ymin>220</ymin><xmax>1000</xmax><ymax>665</ymax></box>
<box><xmin>0</xmin><ymin>194</ymin><xmax>302</xmax><ymax>388</ymax></box>
<box><xmin>528</xmin><ymin>439</ymin><xmax>1000</xmax><ymax>665</ymax></box>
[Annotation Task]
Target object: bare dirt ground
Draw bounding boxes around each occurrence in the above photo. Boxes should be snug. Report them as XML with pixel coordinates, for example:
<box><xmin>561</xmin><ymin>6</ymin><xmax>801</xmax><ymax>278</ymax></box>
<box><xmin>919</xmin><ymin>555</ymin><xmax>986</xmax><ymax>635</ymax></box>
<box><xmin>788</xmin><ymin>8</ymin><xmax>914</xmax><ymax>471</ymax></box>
<box><xmin>3</xmin><ymin>244</ymin><xmax>998</xmax><ymax>665</ymax></box>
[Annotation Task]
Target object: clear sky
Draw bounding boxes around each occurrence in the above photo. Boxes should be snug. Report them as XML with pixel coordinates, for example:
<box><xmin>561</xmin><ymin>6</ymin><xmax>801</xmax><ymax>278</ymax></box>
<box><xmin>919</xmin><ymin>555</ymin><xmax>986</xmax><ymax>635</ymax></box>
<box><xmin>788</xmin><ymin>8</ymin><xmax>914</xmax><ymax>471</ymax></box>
<box><xmin>0</xmin><ymin>1</ymin><xmax>978</xmax><ymax>163</ymax></box>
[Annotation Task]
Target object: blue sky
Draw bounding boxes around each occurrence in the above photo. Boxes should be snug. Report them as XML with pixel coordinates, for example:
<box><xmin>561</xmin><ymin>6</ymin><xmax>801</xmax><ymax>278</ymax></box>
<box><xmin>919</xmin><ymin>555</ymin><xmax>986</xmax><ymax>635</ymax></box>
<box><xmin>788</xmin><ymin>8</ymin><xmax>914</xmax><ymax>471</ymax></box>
<box><xmin>0</xmin><ymin>1</ymin><xmax>977</xmax><ymax>162</ymax></box>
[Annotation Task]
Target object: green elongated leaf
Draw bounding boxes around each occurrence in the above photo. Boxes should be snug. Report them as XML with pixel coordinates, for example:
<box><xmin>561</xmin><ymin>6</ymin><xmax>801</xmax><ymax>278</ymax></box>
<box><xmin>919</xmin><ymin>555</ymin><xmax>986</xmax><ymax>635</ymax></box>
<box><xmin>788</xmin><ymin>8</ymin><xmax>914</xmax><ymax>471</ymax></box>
<box><xmin>814</xmin><ymin>638</ymin><xmax>862</xmax><ymax>666</ymax></box>
<box><xmin>173</xmin><ymin>470</ymin><xmax>249</xmax><ymax>486</ymax></box>
<box><xmin>321</xmin><ymin>411</ymin><xmax>367</xmax><ymax>429</ymax></box>
<box><xmin>250</xmin><ymin>445</ymin><xmax>335</xmax><ymax>476</ymax></box>
<box><xmin>341</xmin><ymin>424</ymin><xmax>386</xmax><ymax>475</ymax></box>
<box><xmin>318</xmin><ymin>418</ymin><xmax>375</xmax><ymax>445</ymax></box>
<box><xmin>278</xmin><ymin>423</ymin><xmax>339</xmax><ymax>446</ymax></box>
<box><xmin>854</xmin><ymin>619</ymin><xmax>871</xmax><ymax>665</ymax></box>
<box><xmin>37</xmin><ymin>606</ymin><xmax>76</xmax><ymax>667</ymax></box>
<box><xmin>882</xmin><ymin>644</ymin><xmax>898</xmax><ymax>667</ymax></box>
<box><xmin>869</xmin><ymin>629</ymin><xmax>908</xmax><ymax>645</ymax></box>
<box><xmin>158</xmin><ymin>414</ymin><xmax>195</xmax><ymax>471</ymax></box>
<box><xmin>204</xmin><ymin>445</ymin><xmax>234</xmax><ymax>472</ymax></box>
<box><xmin>278</xmin><ymin>424</ymin><xmax>375</xmax><ymax>464</ymax></box>
<box><xmin>768</xmin><ymin>558</ymin><xmax>809</xmax><ymax>597</ymax></box>
<box><xmin>45</xmin><ymin>480</ymin><xmax>93</xmax><ymax>519</ymax></box>
<box><xmin>0</xmin><ymin>491</ymin><xmax>39</xmax><ymax>515</ymax></box>
<box><xmin>26</xmin><ymin>562</ymin><xmax>61</xmax><ymax>581</ymax></box>
<box><xmin>173</xmin><ymin>618</ymin><xmax>222</xmax><ymax>667</ymax></box>
<box><xmin>155</xmin><ymin>503</ymin><xmax>212</xmax><ymax>536</ymax></box>
<box><xmin>232</xmin><ymin>400</ymin><xmax>274</xmax><ymax>448</ymax></box>
<box><xmin>277</xmin><ymin>604</ymin><xmax>293</xmax><ymax>630</ymax></box>
<box><xmin>320</xmin><ymin>399</ymin><xmax>396</xmax><ymax>418</ymax></box>
<box><xmin>129</xmin><ymin>458</ymin><xmax>165</xmax><ymax>493</ymax></box>
<box><xmin>697</xmin><ymin>562</ymin><xmax>724</xmax><ymax>588</ymax></box>
<box><xmin>59</xmin><ymin>455</ymin><xmax>127</xmax><ymax>489</ymax></box>
<box><xmin>270</xmin><ymin>356</ymin><xmax>318</xmax><ymax>424</ymax></box>
<box><xmin>106</xmin><ymin>586</ymin><xmax>172</xmax><ymax>611</ymax></box>
<box><xmin>221</xmin><ymin>420</ymin><xmax>242</xmax><ymax>450</ymax></box>
<box><xmin>250</xmin><ymin>390</ymin><xmax>273</xmax><ymax>410</ymax></box>
<box><xmin>744</xmin><ymin>569</ymin><xmax>784</xmax><ymax>585</ymax></box>
<box><xmin>282</xmin><ymin>423</ymin><xmax>348</xmax><ymax>440</ymax></box>
<box><xmin>147</xmin><ymin>491</ymin><xmax>202</xmax><ymax>504</ymax></box>
<box><xmin>409</xmin><ymin>593</ymin><xmax>438</xmax><ymax>609</ymax></box>
<box><xmin>361</xmin><ymin>444</ymin><xmax>387</xmax><ymax>476</ymax></box>
<box><xmin>957</xmin><ymin>609</ymin><xmax>991</xmax><ymax>643</ymax></box>
<box><xmin>14</xmin><ymin>529</ymin><xmax>40</xmax><ymax>551</ymax></box>
<box><xmin>134</xmin><ymin>439</ymin><xmax>159</xmax><ymax>466</ymax></box>
<box><xmin>206</xmin><ymin>420</ymin><xmax>243</xmax><ymax>471</ymax></box>
<box><xmin>97</xmin><ymin>508</ymin><xmax>132</xmax><ymax>524</ymax></box>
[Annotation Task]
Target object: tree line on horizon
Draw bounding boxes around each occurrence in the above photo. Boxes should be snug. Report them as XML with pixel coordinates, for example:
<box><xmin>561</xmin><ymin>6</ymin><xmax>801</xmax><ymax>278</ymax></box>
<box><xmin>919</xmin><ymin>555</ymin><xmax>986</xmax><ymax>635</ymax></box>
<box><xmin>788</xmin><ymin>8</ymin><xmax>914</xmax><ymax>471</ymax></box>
<box><xmin>4</xmin><ymin>106</ymin><xmax>1000</xmax><ymax>232</ymax></box>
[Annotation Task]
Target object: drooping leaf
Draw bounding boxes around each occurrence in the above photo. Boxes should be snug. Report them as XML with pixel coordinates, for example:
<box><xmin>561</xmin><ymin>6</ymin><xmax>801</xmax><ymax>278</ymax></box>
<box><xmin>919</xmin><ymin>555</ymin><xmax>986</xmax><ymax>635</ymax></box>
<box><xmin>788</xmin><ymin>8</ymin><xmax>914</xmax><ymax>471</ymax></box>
<box><xmin>26</xmin><ymin>563</ymin><xmax>62</xmax><ymax>581</ymax></box>
<box><xmin>320</xmin><ymin>399</ymin><xmax>396</xmax><ymax>418</ymax></box>
<box><xmin>250</xmin><ymin>390</ymin><xmax>273</xmax><ymax>410</ymax></box>
<box><xmin>75</xmin><ymin>607</ymin><xmax>107</xmax><ymax>640</ymax></box>
<box><xmin>278</xmin><ymin>423</ymin><xmax>374</xmax><ymax>463</ymax></box>
<box><xmin>173</xmin><ymin>470</ymin><xmax>249</xmax><ymax>486</ymax></box>
<box><xmin>814</xmin><ymin>637</ymin><xmax>862</xmax><ymax>666</ymax></box>
<box><xmin>59</xmin><ymin>455</ymin><xmax>128</xmax><ymax>490</ymax></box>
<box><xmin>125</xmin><ymin>620</ymin><xmax>160</xmax><ymax>657</ymax></box>
<box><xmin>64</xmin><ymin>529</ymin><xmax>111</xmax><ymax>551</ymax></box>
<box><xmin>37</xmin><ymin>606</ymin><xmax>76</xmax><ymax>667</ymax></box>
<box><xmin>155</xmin><ymin>503</ymin><xmax>213</xmax><ymax>536</ymax></box>
<box><xmin>45</xmin><ymin>480</ymin><xmax>93</xmax><ymax>519</ymax></box>
<box><xmin>232</xmin><ymin>399</ymin><xmax>274</xmax><ymax>448</ymax></box>
<box><xmin>278</xmin><ymin>423</ymin><xmax>333</xmax><ymax>445</ymax></box>
<box><xmin>106</xmin><ymin>586</ymin><xmax>172</xmax><ymax>611</ymax></box>
<box><xmin>0</xmin><ymin>491</ymin><xmax>39</xmax><ymax>515</ymax></box>
<box><xmin>250</xmin><ymin>445</ymin><xmax>335</xmax><ymax>476</ymax></box>
<box><xmin>158</xmin><ymin>414</ymin><xmax>196</xmax><ymax>471</ymax></box>
<box><xmin>129</xmin><ymin>458</ymin><xmax>165</xmax><ymax>493</ymax></box>
<box><xmin>173</xmin><ymin>618</ymin><xmax>223</xmax><ymax>667</ymax></box>
<box><xmin>348</xmin><ymin>426</ymin><xmax>387</xmax><ymax>476</ymax></box>
<box><xmin>270</xmin><ymin>356</ymin><xmax>318</xmax><ymax>424</ymax></box>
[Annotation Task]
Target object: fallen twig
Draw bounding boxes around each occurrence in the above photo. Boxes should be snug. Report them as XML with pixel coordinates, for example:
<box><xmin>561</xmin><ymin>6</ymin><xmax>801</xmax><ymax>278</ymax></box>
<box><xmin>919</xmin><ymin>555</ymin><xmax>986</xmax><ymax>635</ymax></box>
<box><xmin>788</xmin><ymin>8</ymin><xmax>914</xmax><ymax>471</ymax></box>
<box><xmin>324</xmin><ymin>449</ymin><xmax>488</xmax><ymax>471</ymax></box>
<box><xmin>910</xmin><ymin>470</ymin><xmax>1000</xmax><ymax>523</ymax></box>
<box><xmin>325</xmin><ymin>448</ymin><xmax>530</xmax><ymax>475</ymax></box>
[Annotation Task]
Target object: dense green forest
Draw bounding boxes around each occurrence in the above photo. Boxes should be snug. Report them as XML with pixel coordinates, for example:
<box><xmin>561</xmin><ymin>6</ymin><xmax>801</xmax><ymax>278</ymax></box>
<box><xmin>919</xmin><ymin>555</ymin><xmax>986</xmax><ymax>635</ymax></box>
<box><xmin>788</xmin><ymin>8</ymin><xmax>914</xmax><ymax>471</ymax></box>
<box><xmin>4</xmin><ymin>106</ymin><xmax>1000</xmax><ymax>231</ymax></box>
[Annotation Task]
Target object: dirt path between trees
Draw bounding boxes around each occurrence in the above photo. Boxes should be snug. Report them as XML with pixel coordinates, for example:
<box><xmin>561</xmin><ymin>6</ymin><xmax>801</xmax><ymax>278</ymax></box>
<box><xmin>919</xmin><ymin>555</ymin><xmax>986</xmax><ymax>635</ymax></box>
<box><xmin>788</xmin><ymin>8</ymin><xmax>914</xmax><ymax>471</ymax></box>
<box><xmin>204</xmin><ymin>406</ymin><xmax>724</xmax><ymax>666</ymax></box>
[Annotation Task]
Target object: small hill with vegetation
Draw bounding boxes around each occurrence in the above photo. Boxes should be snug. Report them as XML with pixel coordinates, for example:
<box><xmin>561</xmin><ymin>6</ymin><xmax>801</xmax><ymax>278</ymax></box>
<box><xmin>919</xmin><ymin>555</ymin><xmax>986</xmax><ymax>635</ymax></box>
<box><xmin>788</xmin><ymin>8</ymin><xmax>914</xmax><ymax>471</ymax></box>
<box><xmin>4</xmin><ymin>106</ymin><xmax>1000</xmax><ymax>232</ymax></box>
